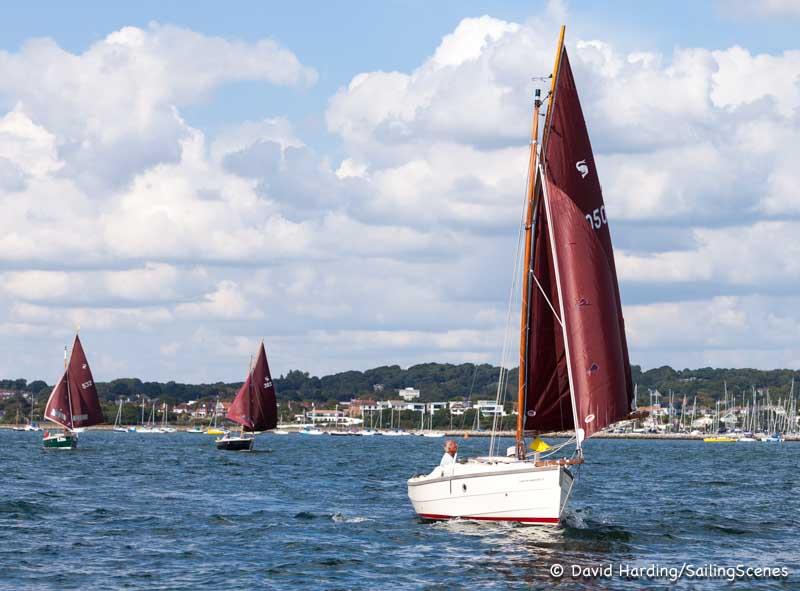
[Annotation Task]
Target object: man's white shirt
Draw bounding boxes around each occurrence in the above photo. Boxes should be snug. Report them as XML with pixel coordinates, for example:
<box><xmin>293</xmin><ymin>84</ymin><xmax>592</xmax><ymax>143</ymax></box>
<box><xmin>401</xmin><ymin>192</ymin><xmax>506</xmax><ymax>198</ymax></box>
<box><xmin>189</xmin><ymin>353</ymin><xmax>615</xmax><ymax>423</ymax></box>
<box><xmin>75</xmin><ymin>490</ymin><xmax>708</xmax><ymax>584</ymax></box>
<box><xmin>439</xmin><ymin>452</ymin><xmax>457</xmax><ymax>466</ymax></box>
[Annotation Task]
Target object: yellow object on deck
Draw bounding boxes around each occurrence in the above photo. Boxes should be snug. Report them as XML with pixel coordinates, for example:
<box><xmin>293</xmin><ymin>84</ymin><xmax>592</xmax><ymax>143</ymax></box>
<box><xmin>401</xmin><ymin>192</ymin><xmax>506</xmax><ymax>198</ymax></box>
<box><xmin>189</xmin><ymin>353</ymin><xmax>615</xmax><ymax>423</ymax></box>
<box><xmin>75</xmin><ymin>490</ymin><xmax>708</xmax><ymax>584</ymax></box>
<box><xmin>206</xmin><ymin>428</ymin><xmax>226</xmax><ymax>435</ymax></box>
<box><xmin>529</xmin><ymin>436</ymin><xmax>551</xmax><ymax>452</ymax></box>
<box><xmin>703</xmin><ymin>436</ymin><xmax>736</xmax><ymax>443</ymax></box>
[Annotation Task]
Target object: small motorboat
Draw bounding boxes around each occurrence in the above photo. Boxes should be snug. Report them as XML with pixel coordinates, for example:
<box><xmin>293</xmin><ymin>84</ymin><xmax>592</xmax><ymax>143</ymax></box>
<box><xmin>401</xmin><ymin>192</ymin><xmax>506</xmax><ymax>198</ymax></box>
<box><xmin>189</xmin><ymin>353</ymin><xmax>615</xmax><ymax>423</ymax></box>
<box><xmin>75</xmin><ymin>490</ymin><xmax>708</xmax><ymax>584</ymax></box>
<box><xmin>299</xmin><ymin>427</ymin><xmax>324</xmax><ymax>436</ymax></box>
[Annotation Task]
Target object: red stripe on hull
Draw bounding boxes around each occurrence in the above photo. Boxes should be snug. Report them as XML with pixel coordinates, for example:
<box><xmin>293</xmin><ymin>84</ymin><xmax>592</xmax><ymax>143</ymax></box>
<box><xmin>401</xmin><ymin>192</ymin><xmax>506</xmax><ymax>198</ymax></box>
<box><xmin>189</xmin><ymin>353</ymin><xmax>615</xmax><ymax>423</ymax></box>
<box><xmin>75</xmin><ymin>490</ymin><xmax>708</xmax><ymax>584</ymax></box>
<box><xmin>419</xmin><ymin>513</ymin><xmax>559</xmax><ymax>524</ymax></box>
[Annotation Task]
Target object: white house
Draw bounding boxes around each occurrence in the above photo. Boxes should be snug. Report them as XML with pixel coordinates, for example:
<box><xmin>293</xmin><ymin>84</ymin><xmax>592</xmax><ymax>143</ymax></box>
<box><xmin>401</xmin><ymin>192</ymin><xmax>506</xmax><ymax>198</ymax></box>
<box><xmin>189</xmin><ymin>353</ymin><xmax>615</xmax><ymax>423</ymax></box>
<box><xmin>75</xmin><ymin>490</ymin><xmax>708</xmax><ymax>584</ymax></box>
<box><xmin>398</xmin><ymin>387</ymin><xmax>420</xmax><ymax>401</ymax></box>
<box><xmin>427</xmin><ymin>402</ymin><xmax>448</xmax><ymax>412</ymax></box>
<box><xmin>476</xmin><ymin>400</ymin><xmax>505</xmax><ymax>417</ymax></box>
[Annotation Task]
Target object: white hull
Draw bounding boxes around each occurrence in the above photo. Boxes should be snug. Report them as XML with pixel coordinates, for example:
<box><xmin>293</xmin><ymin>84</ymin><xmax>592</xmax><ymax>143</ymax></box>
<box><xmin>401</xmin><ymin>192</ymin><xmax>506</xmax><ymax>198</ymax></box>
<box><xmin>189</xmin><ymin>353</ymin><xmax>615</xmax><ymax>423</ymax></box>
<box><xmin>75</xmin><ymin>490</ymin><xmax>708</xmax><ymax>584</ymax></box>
<box><xmin>407</xmin><ymin>458</ymin><xmax>574</xmax><ymax>524</ymax></box>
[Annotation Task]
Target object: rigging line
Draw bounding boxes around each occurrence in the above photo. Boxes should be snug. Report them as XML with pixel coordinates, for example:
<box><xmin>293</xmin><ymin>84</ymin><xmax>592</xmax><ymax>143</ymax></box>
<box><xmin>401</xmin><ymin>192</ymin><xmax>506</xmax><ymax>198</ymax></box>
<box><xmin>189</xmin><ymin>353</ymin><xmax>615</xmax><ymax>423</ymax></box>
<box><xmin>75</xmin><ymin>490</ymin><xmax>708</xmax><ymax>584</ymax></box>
<box><xmin>489</xmin><ymin>147</ymin><xmax>531</xmax><ymax>458</ymax></box>
<box><xmin>461</xmin><ymin>363</ymin><xmax>481</xmax><ymax>430</ymax></box>
<box><xmin>531</xmin><ymin>272</ymin><xmax>563</xmax><ymax>327</ymax></box>
<box><xmin>540</xmin><ymin>436</ymin><xmax>576</xmax><ymax>458</ymax></box>
<box><xmin>558</xmin><ymin>463</ymin><xmax>580</xmax><ymax>519</ymax></box>
<box><xmin>489</xmin><ymin>199</ymin><xmax>527</xmax><ymax>456</ymax></box>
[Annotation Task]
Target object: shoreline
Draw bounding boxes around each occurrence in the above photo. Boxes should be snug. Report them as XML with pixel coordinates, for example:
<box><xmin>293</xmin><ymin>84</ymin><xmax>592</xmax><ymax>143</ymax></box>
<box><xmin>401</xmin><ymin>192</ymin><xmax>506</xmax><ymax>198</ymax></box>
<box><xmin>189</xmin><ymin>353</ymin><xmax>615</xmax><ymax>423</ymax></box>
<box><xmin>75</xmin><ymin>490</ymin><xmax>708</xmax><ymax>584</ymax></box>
<box><xmin>1</xmin><ymin>423</ymin><xmax>798</xmax><ymax>441</ymax></box>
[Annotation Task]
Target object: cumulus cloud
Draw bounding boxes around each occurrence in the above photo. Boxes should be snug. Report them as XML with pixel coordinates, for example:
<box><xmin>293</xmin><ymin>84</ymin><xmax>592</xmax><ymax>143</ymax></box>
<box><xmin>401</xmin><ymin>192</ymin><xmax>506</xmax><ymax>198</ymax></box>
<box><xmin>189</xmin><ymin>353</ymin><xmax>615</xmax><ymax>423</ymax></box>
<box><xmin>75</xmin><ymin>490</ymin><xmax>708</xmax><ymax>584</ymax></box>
<box><xmin>625</xmin><ymin>295</ymin><xmax>800</xmax><ymax>370</ymax></box>
<box><xmin>1</xmin><ymin>14</ymin><xmax>798</xmax><ymax>381</ymax></box>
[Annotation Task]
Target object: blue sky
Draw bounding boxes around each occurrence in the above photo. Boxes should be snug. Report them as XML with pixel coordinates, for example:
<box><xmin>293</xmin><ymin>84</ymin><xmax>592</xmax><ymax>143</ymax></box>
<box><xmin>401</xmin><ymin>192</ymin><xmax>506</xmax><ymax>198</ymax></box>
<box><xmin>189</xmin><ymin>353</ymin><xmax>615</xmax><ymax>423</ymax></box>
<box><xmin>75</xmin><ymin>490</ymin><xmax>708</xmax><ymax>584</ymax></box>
<box><xmin>0</xmin><ymin>0</ymin><xmax>799</xmax><ymax>382</ymax></box>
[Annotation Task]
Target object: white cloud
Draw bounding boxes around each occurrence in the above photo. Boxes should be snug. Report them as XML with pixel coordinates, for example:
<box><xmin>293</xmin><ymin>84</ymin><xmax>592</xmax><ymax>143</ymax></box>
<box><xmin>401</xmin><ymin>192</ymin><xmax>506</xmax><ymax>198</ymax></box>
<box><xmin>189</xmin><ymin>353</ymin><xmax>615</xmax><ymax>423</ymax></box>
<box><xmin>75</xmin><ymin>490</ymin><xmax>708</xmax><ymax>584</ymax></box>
<box><xmin>1</xmin><ymin>14</ymin><xmax>798</xmax><ymax>382</ymax></box>
<box><xmin>176</xmin><ymin>280</ymin><xmax>262</xmax><ymax>320</ymax></box>
<box><xmin>625</xmin><ymin>295</ymin><xmax>800</xmax><ymax>368</ymax></box>
<box><xmin>617</xmin><ymin>221</ymin><xmax>800</xmax><ymax>286</ymax></box>
<box><xmin>10</xmin><ymin>302</ymin><xmax>173</xmax><ymax>331</ymax></box>
<box><xmin>0</xmin><ymin>108</ymin><xmax>62</xmax><ymax>178</ymax></box>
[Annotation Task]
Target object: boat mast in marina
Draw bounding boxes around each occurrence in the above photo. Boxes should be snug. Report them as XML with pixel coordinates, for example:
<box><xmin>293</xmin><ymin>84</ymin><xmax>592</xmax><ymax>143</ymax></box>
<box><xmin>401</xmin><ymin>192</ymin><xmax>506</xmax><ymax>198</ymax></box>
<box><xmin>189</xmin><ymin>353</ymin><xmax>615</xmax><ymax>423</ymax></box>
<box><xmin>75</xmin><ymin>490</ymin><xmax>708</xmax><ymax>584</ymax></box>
<box><xmin>42</xmin><ymin>334</ymin><xmax>104</xmax><ymax>449</ymax></box>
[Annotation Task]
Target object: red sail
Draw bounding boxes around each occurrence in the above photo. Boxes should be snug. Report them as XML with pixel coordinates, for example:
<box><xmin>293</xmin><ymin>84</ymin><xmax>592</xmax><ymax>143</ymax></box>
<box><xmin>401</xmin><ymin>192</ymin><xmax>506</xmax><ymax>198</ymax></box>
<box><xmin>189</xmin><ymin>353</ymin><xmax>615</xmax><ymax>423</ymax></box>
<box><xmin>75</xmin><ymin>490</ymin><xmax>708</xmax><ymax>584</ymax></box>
<box><xmin>44</xmin><ymin>373</ymin><xmax>71</xmax><ymax>429</ymax></box>
<box><xmin>525</xmin><ymin>47</ymin><xmax>633</xmax><ymax>436</ymax></box>
<box><xmin>524</xmin><ymin>194</ymin><xmax>573</xmax><ymax>432</ymax></box>
<box><xmin>226</xmin><ymin>342</ymin><xmax>278</xmax><ymax>431</ymax></box>
<box><xmin>66</xmin><ymin>335</ymin><xmax>105</xmax><ymax>428</ymax></box>
<box><xmin>43</xmin><ymin>335</ymin><xmax>104</xmax><ymax>429</ymax></box>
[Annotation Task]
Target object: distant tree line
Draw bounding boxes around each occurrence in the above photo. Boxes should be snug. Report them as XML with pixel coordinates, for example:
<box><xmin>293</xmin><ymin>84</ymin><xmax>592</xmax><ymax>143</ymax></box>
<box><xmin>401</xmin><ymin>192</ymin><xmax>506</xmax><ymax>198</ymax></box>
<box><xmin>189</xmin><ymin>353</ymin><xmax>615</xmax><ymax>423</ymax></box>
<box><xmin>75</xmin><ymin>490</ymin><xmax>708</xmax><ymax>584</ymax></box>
<box><xmin>2</xmin><ymin>364</ymin><xmax>799</xmax><ymax>424</ymax></box>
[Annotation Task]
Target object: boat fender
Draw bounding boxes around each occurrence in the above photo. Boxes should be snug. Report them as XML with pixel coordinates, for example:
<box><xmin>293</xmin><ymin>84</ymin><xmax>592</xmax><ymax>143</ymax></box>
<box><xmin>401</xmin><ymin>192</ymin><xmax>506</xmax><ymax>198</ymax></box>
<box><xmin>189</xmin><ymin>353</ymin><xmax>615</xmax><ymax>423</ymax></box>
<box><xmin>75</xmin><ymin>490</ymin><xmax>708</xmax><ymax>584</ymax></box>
<box><xmin>462</xmin><ymin>483</ymin><xmax>467</xmax><ymax>492</ymax></box>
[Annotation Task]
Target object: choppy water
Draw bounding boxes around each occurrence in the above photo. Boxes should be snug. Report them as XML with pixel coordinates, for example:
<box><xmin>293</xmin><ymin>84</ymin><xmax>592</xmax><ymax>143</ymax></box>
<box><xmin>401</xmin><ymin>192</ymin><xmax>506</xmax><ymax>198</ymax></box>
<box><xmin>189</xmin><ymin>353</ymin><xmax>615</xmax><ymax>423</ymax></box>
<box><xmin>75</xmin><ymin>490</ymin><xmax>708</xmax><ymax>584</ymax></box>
<box><xmin>1</xmin><ymin>431</ymin><xmax>798</xmax><ymax>590</ymax></box>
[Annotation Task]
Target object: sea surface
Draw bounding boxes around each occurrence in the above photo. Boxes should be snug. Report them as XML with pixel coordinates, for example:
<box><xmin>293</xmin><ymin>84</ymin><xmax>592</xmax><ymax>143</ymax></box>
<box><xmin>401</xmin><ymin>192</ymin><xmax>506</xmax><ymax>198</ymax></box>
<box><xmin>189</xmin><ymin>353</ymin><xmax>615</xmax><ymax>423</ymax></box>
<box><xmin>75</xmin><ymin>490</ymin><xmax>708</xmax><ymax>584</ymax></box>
<box><xmin>0</xmin><ymin>431</ymin><xmax>798</xmax><ymax>590</ymax></box>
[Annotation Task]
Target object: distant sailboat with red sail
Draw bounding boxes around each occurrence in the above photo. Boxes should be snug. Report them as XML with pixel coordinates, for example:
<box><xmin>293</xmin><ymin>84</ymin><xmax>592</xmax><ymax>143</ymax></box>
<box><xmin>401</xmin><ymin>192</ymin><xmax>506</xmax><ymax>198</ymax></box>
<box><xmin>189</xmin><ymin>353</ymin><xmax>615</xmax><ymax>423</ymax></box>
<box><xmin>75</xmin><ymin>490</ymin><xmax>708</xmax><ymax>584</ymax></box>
<box><xmin>408</xmin><ymin>26</ymin><xmax>636</xmax><ymax>524</ymax></box>
<box><xmin>43</xmin><ymin>334</ymin><xmax>105</xmax><ymax>449</ymax></box>
<box><xmin>216</xmin><ymin>340</ymin><xmax>278</xmax><ymax>451</ymax></box>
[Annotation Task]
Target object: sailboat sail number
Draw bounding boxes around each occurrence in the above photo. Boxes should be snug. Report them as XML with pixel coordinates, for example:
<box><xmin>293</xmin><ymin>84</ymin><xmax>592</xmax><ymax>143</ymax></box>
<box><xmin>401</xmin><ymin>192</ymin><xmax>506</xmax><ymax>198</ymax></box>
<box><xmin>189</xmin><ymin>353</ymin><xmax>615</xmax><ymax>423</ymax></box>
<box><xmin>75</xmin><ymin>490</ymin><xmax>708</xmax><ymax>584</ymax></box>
<box><xmin>585</xmin><ymin>206</ymin><xmax>607</xmax><ymax>230</ymax></box>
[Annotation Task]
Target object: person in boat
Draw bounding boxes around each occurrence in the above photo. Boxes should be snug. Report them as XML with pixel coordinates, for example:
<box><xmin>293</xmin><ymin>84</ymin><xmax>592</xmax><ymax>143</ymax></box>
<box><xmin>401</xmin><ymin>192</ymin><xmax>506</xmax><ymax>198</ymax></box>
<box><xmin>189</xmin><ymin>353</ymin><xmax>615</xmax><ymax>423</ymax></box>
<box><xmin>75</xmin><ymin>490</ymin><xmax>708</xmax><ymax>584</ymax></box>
<box><xmin>440</xmin><ymin>440</ymin><xmax>458</xmax><ymax>466</ymax></box>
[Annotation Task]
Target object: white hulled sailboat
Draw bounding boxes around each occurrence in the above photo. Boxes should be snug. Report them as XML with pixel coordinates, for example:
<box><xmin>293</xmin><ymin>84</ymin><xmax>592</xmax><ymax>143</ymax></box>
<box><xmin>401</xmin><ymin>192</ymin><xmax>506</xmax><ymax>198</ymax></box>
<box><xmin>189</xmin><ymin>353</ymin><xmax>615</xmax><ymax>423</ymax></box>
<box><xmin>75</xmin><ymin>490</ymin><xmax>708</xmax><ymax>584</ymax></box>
<box><xmin>407</xmin><ymin>26</ymin><xmax>637</xmax><ymax>524</ymax></box>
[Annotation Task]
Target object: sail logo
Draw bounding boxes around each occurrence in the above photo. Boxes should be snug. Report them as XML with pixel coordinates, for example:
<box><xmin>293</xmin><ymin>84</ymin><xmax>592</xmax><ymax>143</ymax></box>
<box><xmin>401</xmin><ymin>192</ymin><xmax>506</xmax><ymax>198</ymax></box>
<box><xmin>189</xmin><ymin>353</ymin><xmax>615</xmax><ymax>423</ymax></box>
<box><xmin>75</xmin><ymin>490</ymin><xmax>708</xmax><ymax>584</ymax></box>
<box><xmin>576</xmin><ymin>159</ymin><xmax>589</xmax><ymax>178</ymax></box>
<box><xmin>50</xmin><ymin>408</ymin><xmax>67</xmax><ymax>421</ymax></box>
<box><xmin>81</xmin><ymin>380</ymin><xmax>93</xmax><ymax>389</ymax></box>
<box><xmin>585</xmin><ymin>414</ymin><xmax>596</xmax><ymax>424</ymax></box>
<box><xmin>264</xmin><ymin>379</ymin><xmax>273</xmax><ymax>389</ymax></box>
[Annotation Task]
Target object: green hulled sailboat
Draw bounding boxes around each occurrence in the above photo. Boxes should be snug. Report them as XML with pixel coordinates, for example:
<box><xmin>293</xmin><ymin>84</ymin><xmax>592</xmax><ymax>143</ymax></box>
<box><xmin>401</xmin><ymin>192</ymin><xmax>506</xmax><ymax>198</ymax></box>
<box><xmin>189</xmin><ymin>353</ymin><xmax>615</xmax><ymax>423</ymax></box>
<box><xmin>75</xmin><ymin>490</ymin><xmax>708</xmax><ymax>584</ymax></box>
<box><xmin>42</xmin><ymin>334</ymin><xmax>104</xmax><ymax>449</ymax></box>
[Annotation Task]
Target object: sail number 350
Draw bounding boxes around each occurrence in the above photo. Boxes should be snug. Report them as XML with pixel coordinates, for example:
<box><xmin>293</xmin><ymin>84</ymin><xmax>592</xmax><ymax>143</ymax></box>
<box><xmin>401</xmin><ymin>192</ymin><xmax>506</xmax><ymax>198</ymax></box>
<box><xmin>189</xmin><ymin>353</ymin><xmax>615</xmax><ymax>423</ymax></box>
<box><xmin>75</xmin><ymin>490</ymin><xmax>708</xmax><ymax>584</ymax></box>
<box><xmin>585</xmin><ymin>206</ymin><xmax>607</xmax><ymax>230</ymax></box>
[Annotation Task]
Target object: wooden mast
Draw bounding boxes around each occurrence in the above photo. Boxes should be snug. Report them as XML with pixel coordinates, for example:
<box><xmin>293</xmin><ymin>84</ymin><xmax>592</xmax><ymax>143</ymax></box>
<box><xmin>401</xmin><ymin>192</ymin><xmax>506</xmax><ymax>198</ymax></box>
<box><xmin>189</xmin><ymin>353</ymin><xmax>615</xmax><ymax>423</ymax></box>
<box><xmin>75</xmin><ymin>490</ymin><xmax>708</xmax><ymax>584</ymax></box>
<box><xmin>542</xmin><ymin>25</ymin><xmax>566</xmax><ymax>158</ymax></box>
<box><xmin>515</xmin><ymin>25</ymin><xmax>566</xmax><ymax>459</ymax></box>
<box><xmin>515</xmin><ymin>91</ymin><xmax>542</xmax><ymax>459</ymax></box>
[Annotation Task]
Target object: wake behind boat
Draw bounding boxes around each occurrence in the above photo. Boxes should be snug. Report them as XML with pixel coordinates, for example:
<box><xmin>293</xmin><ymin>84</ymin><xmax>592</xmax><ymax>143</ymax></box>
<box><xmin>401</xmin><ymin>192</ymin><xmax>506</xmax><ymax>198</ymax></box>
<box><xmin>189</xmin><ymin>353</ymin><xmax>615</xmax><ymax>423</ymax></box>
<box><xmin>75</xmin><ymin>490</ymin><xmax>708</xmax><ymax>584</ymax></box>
<box><xmin>216</xmin><ymin>341</ymin><xmax>278</xmax><ymax>451</ymax></box>
<box><xmin>42</xmin><ymin>334</ymin><xmax>105</xmax><ymax>450</ymax></box>
<box><xmin>408</xmin><ymin>26</ymin><xmax>636</xmax><ymax>524</ymax></box>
